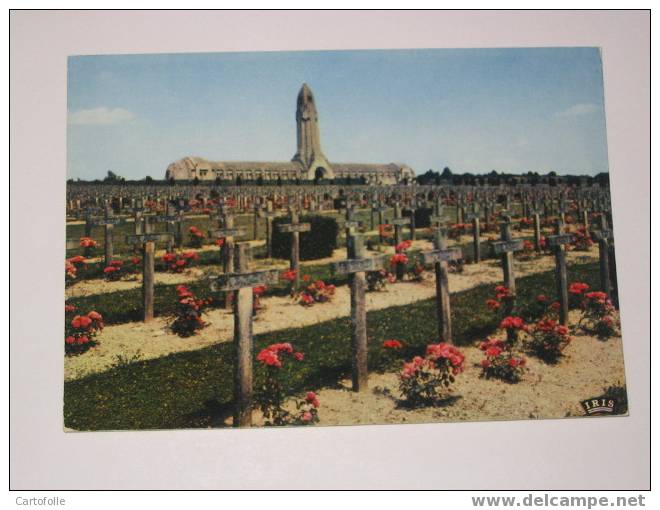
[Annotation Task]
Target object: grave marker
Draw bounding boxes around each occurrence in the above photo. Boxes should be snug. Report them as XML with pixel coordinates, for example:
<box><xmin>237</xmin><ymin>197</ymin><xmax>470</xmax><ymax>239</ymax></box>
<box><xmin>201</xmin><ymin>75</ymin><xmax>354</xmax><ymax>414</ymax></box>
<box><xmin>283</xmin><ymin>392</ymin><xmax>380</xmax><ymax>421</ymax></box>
<box><xmin>591</xmin><ymin>215</ymin><xmax>614</xmax><ymax>297</ymax></box>
<box><xmin>546</xmin><ymin>219</ymin><xmax>574</xmax><ymax>326</ymax></box>
<box><xmin>125</xmin><ymin>221</ymin><xmax>173</xmax><ymax>322</ymax></box>
<box><xmin>333</xmin><ymin>233</ymin><xmax>387</xmax><ymax>391</ymax></box>
<box><xmin>209</xmin><ymin>243</ymin><xmax>280</xmax><ymax>427</ymax></box>
<box><xmin>277</xmin><ymin>209</ymin><xmax>311</xmax><ymax>291</ymax></box>
<box><xmin>421</xmin><ymin>227</ymin><xmax>462</xmax><ymax>343</ymax></box>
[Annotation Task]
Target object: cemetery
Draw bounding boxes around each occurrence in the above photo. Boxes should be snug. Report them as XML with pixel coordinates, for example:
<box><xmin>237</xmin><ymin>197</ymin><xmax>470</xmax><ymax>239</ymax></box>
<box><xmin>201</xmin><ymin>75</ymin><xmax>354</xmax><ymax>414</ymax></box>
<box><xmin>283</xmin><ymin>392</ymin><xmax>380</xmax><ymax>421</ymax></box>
<box><xmin>63</xmin><ymin>182</ymin><xmax>626</xmax><ymax>430</ymax></box>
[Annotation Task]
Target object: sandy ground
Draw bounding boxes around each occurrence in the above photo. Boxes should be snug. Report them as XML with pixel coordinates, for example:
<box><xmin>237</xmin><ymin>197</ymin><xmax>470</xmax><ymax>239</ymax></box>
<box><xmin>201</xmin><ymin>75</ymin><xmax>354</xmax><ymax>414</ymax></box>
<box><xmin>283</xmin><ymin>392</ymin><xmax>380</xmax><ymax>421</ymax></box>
<box><xmin>64</xmin><ymin>245</ymin><xmax>599</xmax><ymax>381</ymax></box>
<box><xmin>247</xmin><ymin>313</ymin><xmax>625</xmax><ymax>426</ymax></box>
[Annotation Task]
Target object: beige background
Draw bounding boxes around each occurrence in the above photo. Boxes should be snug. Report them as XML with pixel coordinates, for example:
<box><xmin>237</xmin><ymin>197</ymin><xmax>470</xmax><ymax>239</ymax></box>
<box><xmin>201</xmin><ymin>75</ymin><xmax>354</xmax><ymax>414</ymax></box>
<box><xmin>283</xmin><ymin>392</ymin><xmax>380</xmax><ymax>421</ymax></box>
<box><xmin>10</xmin><ymin>10</ymin><xmax>650</xmax><ymax>489</ymax></box>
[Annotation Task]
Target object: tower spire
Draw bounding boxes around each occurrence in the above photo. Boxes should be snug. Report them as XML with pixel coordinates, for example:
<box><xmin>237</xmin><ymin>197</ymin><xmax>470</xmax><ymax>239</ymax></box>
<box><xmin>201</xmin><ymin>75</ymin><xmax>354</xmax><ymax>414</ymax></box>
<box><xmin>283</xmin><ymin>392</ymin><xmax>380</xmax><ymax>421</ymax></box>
<box><xmin>292</xmin><ymin>83</ymin><xmax>331</xmax><ymax>176</ymax></box>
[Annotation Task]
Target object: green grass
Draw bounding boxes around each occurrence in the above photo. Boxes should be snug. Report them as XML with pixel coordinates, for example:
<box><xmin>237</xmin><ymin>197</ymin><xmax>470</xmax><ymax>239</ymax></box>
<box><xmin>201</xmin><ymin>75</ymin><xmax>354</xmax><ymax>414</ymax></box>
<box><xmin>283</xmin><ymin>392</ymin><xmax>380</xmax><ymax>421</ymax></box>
<box><xmin>63</xmin><ymin>261</ymin><xmax>603</xmax><ymax>430</ymax></box>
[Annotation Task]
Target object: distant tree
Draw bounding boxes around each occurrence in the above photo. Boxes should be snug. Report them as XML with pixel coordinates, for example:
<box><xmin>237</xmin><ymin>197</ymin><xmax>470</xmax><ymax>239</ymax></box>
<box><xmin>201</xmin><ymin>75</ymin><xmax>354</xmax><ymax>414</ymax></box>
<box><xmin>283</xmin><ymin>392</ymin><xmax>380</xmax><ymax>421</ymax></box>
<box><xmin>256</xmin><ymin>176</ymin><xmax>264</xmax><ymax>186</ymax></box>
<box><xmin>277</xmin><ymin>176</ymin><xmax>283</xmax><ymax>186</ymax></box>
<box><xmin>486</xmin><ymin>170</ymin><xmax>500</xmax><ymax>186</ymax></box>
<box><xmin>104</xmin><ymin>170</ymin><xmax>125</xmax><ymax>183</ymax></box>
<box><xmin>193</xmin><ymin>176</ymin><xmax>200</xmax><ymax>185</ymax></box>
<box><xmin>168</xmin><ymin>177</ymin><xmax>175</xmax><ymax>185</ymax></box>
<box><xmin>236</xmin><ymin>176</ymin><xmax>243</xmax><ymax>186</ymax></box>
<box><xmin>145</xmin><ymin>175</ymin><xmax>154</xmax><ymax>183</ymax></box>
<box><xmin>594</xmin><ymin>172</ymin><xmax>610</xmax><ymax>187</ymax></box>
<box><xmin>441</xmin><ymin>167</ymin><xmax>453</xmax><ymax>180</ymax></box>
<box><xmin>215</xmin><ymin>176</ymin><xmax>221</xmax><ymax>185</ymax></box>
<box><xmin>66</xmin><ymin>178</ymin><xmax>74</xmax><ymax>184</ymax></box>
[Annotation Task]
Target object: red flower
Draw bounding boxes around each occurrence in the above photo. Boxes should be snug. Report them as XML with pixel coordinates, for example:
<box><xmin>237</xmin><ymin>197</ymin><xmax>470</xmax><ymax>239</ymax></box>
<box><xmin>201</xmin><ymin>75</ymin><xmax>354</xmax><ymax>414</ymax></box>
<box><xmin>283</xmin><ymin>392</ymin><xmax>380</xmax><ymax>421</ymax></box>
<box><xmin>294</xmin><ymin>352</ymin><xmax>304</xmax><ymax>361</ymax></box>
<box><xmin>131</xmin><ymin>256</ymin><xmax>141</xmax><ymax>265</ymax></box>
<box><xmin>568</xmin><ymin>282</ymin><xmax>590</xmax><ymax>295</ymax></box>
<box><xmin>480</xmin><ymin>359</ymin><xmax>491</xmax><ymax>368</ymax></box>
<box><xmin>485</xmin><ymin>346</ymin><xmax>502</xmax><ymax>357</ymax></box>
<box><xmin>585</xmin><ymin>291</ymin><xmax>608</xmax><ymax>302</ymax></box>
<box><xmin>253</xmin><ymin>285</ymin><xmax>266</xmax><ymax>296</ymax></box>
<box><xmin>499</xmin><ymin>316</ymin><xmax>526</xmax><ymax>330</ymax></box>
<box><xmin>486</xmin><ymin>299</ymin><xmax>501</xmax><ymax>310</ymax></box>
<box><xmin>302</xmin><ymin>274</ymin><xmax>311</xmax><ymax>282</ymax></box>
<box><xmin>426</xmin><ymin>343</ymin><xmax>465</xmax><ymax>372</ymax></box>
<box><xmin>65</xmin><ymin>336</ymin><xmax>76</xmax><ymax>345</ymax></box>
<box><xmin>383</xmin><ymin>339</ymin><xmax>403</xmax><ymax>349</ymax></box>
<box><xmin>215</xmin><ymin>238</ymin><xmax>224</xmax><ymax>247</ymax></box>
<box><xmin>67</xmin><ymin>255</ymin><xmax>85</xmax><ymax>264</ymax></box>
<box><xmin>256</xmin><ymin>348</ymin><xmax>282</xmax><ymax>368</ymax></box>
<box><xmin>64</xmin><ymin>304</ymin><xmax>76</xmax><ymax>312</ymax></box>
<box><xmin>537</xmin><ymin>294</ymin><xmax>547</xmax><ymax>302</ymax></box>
<box><xmin>395</xmin><ymin>240</ymin><xmax>412</xmax><ymax>253</ymax></box>
<box><xmin>305</xmin><ymin>391</ymin><xmax>320</xmax><ymax>408</ymax></box>
<box><xmin>71</xmin><ymin>315</ymin><xmax>92</xmax><ymax>329</ymax></box>
<box><xmin>103</xmin><ymin>266</ymin><xmax>118</xmax><ymax>274</ymax></box>
<box><xmin>87</xmin><ymin>311</ymin><xmax>103</xmax><ymax>321</ymax></box>
<box><xmin>281</xmin><ymin>269</ymin><xmax>297</xmax><ymax>282</ymax></box>
<box><xmin>479</xmin><ymin>337</ymin><xmax>506</xmax><ymax>351</ymax></box>
<box><xmin>390</xmin><ymin>253</ymin><xmax>408</xmax><ymax>266</ymax></box>
<box><xmin>301</xmin><ymin>411</ymin><xmax>313</xmax><ymax>422</ymax></box>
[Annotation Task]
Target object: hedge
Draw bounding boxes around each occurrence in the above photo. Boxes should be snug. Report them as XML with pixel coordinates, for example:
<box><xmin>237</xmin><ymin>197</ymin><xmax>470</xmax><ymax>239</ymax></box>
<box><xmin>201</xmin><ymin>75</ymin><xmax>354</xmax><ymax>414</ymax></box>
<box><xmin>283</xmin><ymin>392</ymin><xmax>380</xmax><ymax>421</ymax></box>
<box><xmin>271</xmin><ymin>215</ymin><xmax>339</xmax><ymax>261</ymax></box>
<box><xmin>403</xmin><ymin>207</ymin><xmax>433</xmax><ymax>228</ymax></box>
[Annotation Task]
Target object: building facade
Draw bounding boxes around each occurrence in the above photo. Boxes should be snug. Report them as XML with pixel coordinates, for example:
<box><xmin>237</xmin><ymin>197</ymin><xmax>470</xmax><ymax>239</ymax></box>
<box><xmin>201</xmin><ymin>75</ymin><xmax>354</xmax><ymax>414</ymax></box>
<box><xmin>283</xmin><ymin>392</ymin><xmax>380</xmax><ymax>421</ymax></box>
<box><xmin>165</xmin><ymin>84</ymin><xmax>415</xmax><ymax>185</ymax></box>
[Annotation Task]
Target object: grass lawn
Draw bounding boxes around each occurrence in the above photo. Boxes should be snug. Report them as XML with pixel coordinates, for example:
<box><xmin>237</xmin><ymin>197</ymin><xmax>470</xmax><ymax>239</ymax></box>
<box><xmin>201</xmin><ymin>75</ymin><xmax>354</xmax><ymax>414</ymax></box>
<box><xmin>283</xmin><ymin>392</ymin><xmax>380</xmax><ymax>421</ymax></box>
<box><xmin>63</xmin><ymin>261</ymin><xmax>603</xmax><ymax>431</ymax></box>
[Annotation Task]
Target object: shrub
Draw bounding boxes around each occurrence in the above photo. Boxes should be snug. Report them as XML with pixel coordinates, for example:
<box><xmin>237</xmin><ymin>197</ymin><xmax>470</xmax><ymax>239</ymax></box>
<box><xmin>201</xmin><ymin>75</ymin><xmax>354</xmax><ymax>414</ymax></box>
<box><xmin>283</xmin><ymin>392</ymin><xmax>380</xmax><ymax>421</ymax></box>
<box><xmin>103</xmin><ymin>260</ymin><xmax>125</xmax><ymax>281</ymax></box>
<box><xmin>160</xmin><ymin>251</ymin><xmax>200</xmax><ymax>273</ymax></box>
<box><xmin>65</xmin><ymin>307</ymin><xmax>104</xmax><ymax>355</ymax></box>
<box><xmin>572</xmin><ymin>227</ymin><xmax>594</xmax><ymax>251</ymax></box>
<box><xmin>478</xmin><ymin>337</ymin><xmax>526</xmax><ymax>383</ymax></box>
<box><xmin>298</xmin><ymin>280</ymin><xmax>336</xmax><ymax>307</ymax></box>
<box><xmin>367</xmin><ymin>269</ymin><xmax>396</xmax><ymax>291</ymax></box>
<box><xmin>79</xmin><ymin>237</ymin><xmax>98</xmax><ymax>252</ymax></box>
<box><xmin>527</xmin><ymin>318</ymin><xmax>572</xmax><ymax>362</ymax></box>
<box><xmin>390</xmin><ymin>240</ymin><xmax>410</xmax><ymax>281</ymax></box>
<box><xmin>271</xmin><ymin>215</ymin><xmax>338</xmax><ymax>261</ymax></box>
<box><xmin>484</xmin><ymin>285</ymin><xmax>514</xmax><ymax>318</ymax></box>
<box><xmin>577</xmin><ymin>291</ymin><xmax>619</xmax><ymax>339</ymax></box>
<box><xmin>65</xmin><ymin>255</ymin><xmax>86</xmax><ymax>284</ymax></box>
<box><xmin>568</xmin><ymin>281</ymin><xmax>590</xmax><ymax>309</ymax></box>
<box><xmin>255</xmin><ymin>343</ymin><xmax>317</xmax><ymax>426</ymax></box>
<box><xmin>398</xmin><ymin>343</ymin><xmax>465</xmax><ymax>407</ymax></box>
<box><xmin>402</xmin><ymin>207</ymin><xmax>433</xmax><ymax>228</ymax></box>
<box><xmin>169</xmin><ymin>285</ymin><xmax>211</xmax><ymax>337</ymax></box>
<box><xmin>516</xmin><ymin>240</ymin><xmax>537</xmax><ymax>261</ymax></box>
<box><xmin>188</xmin><ymin>226</ymin><xmax>206</xmax><ymax>248</ymax></box>
<box><xmin>448</xmin><ymin>223</ymin><xmax>468</xmax><ymax>240</ymax></box>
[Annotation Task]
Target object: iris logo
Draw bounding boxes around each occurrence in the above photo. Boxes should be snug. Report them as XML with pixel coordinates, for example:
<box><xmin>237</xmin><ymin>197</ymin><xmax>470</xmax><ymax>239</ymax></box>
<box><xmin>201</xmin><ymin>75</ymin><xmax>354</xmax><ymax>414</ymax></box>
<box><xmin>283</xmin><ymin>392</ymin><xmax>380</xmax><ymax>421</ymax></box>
<box><xmin>581</xmin><ymin>397</ymin><xmax>616</xmax><ymax>415</ymax></box>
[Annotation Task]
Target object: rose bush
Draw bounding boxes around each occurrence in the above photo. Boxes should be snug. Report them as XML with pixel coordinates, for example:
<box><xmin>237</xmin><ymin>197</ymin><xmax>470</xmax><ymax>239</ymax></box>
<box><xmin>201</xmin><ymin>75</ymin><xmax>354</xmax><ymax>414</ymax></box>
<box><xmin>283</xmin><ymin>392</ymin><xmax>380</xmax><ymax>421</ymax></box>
<box><xmin>478</xmin><ymin>337</ymin><xmax>526</xmax><ymax>383</ymax></box>
<box><xmin>188</xmin><ymin>226</ymin><xmax>205</xmax><ymax>248</ymax></box>
<box><xmin>255</xmin><ymin>342</ymin><xmax>317</xmax><ymax>426</ymax></box>
<box><xmin>527</xmin><ymin>318</ymin><xmax>572</xmax><ymax>362</ymax></box>
<box><xmin>65</xmin><ymin>307</ymin><xmax>104</xmax><ymax>355</ymax></box>
<box><xmin>169</xmin><ymin>285</ymin><xmax>212</xmax><ymax>337</ymax></box>
<box><xmin>398</xmin><ymin>343</ymin><xmax>465</xmax><ymax>407</ymax></box>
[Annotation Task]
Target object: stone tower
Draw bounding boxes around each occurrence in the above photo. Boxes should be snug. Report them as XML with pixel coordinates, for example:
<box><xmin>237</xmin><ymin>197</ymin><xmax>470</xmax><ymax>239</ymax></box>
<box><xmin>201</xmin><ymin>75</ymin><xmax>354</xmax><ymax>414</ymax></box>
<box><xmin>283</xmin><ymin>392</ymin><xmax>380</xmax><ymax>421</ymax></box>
<box><xmin>292</xmin><ymin>83</ymin><xmax>333</xmax><ymax>179</ymax></box>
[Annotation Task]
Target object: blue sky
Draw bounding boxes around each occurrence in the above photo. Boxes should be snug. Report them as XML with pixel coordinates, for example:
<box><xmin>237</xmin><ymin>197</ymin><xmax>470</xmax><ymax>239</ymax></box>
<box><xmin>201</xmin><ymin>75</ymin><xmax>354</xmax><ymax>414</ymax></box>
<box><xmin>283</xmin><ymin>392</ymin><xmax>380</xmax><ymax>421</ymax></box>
<box><xmin>67</xmin><ymin>47</ymin><xmax>609</xmax><ymax>179</ymax></box>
